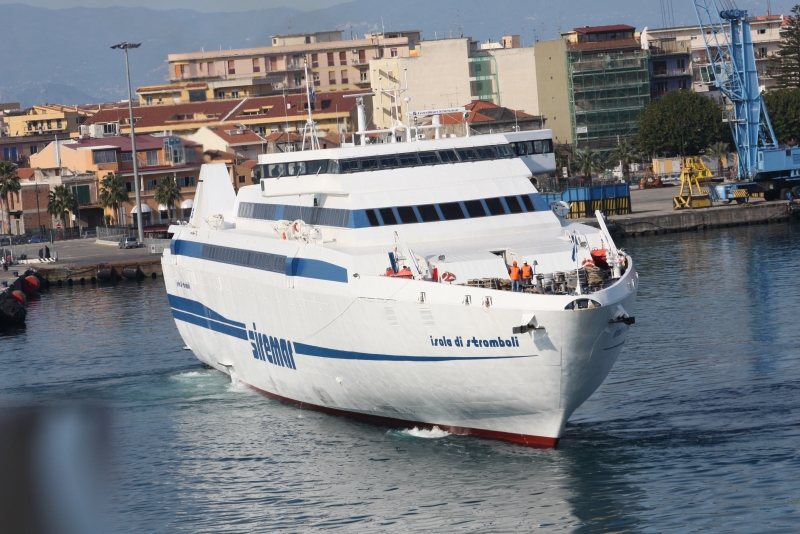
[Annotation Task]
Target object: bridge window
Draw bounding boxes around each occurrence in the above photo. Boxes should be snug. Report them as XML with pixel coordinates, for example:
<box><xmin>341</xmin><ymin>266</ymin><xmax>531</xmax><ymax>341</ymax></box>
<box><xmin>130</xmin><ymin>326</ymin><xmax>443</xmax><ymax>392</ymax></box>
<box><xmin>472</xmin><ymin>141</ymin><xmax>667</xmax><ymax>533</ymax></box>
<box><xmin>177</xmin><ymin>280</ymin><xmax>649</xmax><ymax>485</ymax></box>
<box><xmin>396</xmin><ymin>205</ymin><xmax>418</xmax><ymax>224</ymax></box>
<box><xmin>398</xmin><ymin>153</ymin><xmax>420</xmax><ymax>167</ymax></box>
<box><xmin>438</xmin><ymin>149</ymin><xmax>458</xmax><ymax>163</ymax></box>
<box><xmin>341</xmin><ymin>159</ymin><xmax>360</xmax><ymax>173</ymax></box>
<box><xmin>463</xmin><ymin>199</ymin><xmax>487</xmax><ymax>218</ymax></box>
<box><xmin>417</xmin><ymin>204</ymin><xmax>440</xmax><ymax>222</ymax></box>
<box><xmin>456</xmin><ymin>148</ymin><xmax>478</xmax><ymax>161</ymax></box>
<box><xmin>504</xmin><ymin>195</ymin><xmax>524</xmax><ymax>214</ymax></box>
<box><xmin>378</xmin><ymin>207</ymin><xmax>397</xmax><ymax>225</ymax></box>
<box><xmin>484</xmin><ymin>197</ymin><xmax>506</xmax><ymax>216</ymax></box>
<box><xmin>361</xmin><ymin>157</ymin><xmax>379</xmax><ymax>171</ymax></box>
<box><xmin>379</xmin><ymin>155</ymin><xmax>399</xmax><ymax>169</ymax></box>
<box><xmin>365</xmin><ymin>209</ymin><xmax>380</xmax><ymax>227</ymax></box>
<box><xmin>418</xmin><ymin>151</ymin><xmax>439</xmax><ymax>165</ymax></box>
<box><xmin>438</xmin><ymin>202</ymin><xmax>466</xmax><ymax>221</ymax></box>
<box><xmin>521</xmin><ymin>194</ymin><xmax>536</xmax><ymax>212</ymax></box>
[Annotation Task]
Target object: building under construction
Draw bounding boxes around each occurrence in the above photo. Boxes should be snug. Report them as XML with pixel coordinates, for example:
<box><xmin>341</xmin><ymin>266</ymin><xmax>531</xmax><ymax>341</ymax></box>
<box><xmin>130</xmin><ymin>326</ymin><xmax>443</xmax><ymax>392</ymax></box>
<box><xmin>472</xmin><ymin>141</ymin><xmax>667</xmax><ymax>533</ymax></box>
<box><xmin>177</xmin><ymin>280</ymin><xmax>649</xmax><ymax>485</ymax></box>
<box><xmin>564</xmin><ymin>25</ymin><xmax>651</xmax><ymax>151</ymax></box>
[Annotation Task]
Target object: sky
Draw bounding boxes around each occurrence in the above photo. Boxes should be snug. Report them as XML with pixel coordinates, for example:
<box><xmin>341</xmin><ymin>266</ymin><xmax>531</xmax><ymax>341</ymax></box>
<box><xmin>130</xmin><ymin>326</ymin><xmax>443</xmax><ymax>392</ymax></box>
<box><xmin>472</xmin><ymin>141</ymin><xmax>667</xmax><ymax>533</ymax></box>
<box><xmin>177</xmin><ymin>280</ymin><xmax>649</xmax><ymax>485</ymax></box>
<box><xmin>0</xmin><ymin>0</ymin><xmax>351</xmax><ymax>11</ymax></box>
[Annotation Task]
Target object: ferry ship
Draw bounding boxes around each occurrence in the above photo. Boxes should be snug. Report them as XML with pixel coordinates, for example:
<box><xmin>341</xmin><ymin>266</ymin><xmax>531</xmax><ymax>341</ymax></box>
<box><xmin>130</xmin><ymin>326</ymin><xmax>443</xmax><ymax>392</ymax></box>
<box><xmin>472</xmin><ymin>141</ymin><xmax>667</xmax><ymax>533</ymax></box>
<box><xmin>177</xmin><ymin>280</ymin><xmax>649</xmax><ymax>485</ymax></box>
<box><xmin>161</xmin><ymin>105</ymin><xmax>637</xmax><ymax>447</ymax></box>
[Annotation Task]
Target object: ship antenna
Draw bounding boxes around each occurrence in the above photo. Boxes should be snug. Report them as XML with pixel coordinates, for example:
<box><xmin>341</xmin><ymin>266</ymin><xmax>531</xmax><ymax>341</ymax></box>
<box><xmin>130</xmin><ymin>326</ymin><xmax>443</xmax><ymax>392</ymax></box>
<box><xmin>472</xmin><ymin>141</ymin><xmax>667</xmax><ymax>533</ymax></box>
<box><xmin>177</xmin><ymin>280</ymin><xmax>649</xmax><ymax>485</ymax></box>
<box><xmin>301</xmin><ymin>59</ymin><xmax>320</xmax><ymax>151</ymax></box>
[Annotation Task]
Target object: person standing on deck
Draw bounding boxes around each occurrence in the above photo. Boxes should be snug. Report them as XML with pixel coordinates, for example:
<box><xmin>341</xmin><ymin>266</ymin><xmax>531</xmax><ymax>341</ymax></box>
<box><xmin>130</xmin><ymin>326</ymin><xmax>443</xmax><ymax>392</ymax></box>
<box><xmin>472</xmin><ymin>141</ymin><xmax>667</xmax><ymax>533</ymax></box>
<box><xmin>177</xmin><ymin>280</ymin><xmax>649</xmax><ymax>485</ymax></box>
<box><xmin>521</xmin><ymin>261</ymin><xmax>532</xmax><ymax>287</ymax></box>
<box><xmin>509</xmin><ymin>261</ymin><xmax>521</xmax><ymax>292</ymax></box>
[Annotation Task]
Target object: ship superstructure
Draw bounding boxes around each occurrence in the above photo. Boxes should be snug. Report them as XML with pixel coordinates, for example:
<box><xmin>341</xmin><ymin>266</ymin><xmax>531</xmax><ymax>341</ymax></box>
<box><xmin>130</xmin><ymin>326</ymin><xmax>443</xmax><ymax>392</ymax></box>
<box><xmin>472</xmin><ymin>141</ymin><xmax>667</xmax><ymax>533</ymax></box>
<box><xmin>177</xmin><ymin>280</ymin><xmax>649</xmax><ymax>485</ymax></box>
<box><xmin>162</xmin><ymin>127</ymin><xmax>637</xmax><ymax>447</ymax></box>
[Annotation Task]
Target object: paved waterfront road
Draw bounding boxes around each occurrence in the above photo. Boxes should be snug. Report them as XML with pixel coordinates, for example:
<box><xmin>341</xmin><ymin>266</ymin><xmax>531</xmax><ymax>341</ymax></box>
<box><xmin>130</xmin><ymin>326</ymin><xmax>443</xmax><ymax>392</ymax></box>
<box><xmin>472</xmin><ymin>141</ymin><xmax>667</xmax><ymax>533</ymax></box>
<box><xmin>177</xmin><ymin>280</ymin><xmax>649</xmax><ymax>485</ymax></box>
<box><xmin>15</xmin><ymin>239</ymin><xmax>154</xmax><ymax>266</ymax></box>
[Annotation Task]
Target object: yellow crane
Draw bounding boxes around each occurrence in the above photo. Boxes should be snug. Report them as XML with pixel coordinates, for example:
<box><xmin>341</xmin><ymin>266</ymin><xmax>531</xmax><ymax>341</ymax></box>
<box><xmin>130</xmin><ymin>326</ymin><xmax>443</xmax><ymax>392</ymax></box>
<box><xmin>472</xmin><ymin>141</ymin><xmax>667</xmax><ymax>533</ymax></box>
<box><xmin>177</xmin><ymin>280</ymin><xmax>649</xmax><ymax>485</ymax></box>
<box><xmin>673</xmin><ymin>157</ymin><xmax>714</xmax><ymax>209</ymax></box>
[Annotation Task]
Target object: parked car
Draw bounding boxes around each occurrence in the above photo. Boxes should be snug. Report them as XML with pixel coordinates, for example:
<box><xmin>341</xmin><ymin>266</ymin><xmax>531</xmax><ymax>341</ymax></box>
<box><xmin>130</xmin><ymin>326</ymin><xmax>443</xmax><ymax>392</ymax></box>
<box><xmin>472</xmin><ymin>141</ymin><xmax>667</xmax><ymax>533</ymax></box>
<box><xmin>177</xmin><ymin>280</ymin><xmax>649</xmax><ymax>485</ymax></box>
<box><xmin>82</xmin><ymin>230</ymin><xmax>97</xmax><ymax>239</ymax></box>
<box><xmin>119</xmin><ymin>237</ymin><xmax>139</xmax><ymax>249</ymax></box>
<box><xmin>0</xmin><ymin>235</ymin><xmax>11</xmax><ymax>247</ymax></box>
<box><xmin>29</xmin><ymin>235</ymin><xmax>45</xmax><ymax>243</ymax></box>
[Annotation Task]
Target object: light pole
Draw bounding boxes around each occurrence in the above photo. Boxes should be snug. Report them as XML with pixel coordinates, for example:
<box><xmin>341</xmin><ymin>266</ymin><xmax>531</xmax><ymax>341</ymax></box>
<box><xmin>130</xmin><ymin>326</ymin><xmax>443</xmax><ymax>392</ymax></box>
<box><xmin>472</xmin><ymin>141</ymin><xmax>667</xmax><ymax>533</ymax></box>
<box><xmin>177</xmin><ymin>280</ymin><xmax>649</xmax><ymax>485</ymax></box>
<box><xmin>111</xmin><ymin>41</ymin><xmax>144</xmax><ymax>242</ymax></box>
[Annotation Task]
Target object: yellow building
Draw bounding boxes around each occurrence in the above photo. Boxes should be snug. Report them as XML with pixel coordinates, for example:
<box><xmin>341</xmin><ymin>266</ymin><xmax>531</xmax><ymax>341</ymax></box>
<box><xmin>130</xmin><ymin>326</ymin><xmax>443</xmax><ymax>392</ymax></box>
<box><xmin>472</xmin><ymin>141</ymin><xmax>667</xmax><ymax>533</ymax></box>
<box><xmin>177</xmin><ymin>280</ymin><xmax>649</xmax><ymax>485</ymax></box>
<box><xmin>4</xmin><ymin>105</ymin><xmax>88</xmax><ymax>138</ymax></box>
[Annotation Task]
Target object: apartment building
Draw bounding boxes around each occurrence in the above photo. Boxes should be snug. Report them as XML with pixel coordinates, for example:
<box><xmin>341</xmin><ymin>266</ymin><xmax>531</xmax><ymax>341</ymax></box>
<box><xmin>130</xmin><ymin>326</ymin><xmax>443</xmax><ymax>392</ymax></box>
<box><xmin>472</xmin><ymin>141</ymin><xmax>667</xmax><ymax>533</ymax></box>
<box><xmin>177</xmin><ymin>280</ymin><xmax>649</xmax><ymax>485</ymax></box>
<box><xmin>4</xmin><ymin>105</ymin><xmax>88</xmax><ymax>138</ymax></box>
<box><xmin>369</xmin><ymin>36</ymin><xmax>539</xmax><ymax>130</ymax></box>
<box><xmin>645</xmin><ymin>13</ymin><xmax>784</xmax><ymax>94</ymax></box>
<box><xmin>78</xmin><ymin>91</ymin><xmax>365</xmax><ymax>140</ymax></box>
<box><xmin>30</xmin><ymin>134</ymin><xmax>203</xmax><ymax>226</ymax></box>
<box><xmin>537</xmin><ymin>25</ymin><xmax>650</xmax><ymax>150</ymax></box>
<box><xmin>148</xmin><ymin>30</ymin><xmax>419</xmax><ymax>106</ymax></box>
<box><xmin>5</xmin><ymin>167</ymin><xmax>100</xmax><ymax>233</ymax></box>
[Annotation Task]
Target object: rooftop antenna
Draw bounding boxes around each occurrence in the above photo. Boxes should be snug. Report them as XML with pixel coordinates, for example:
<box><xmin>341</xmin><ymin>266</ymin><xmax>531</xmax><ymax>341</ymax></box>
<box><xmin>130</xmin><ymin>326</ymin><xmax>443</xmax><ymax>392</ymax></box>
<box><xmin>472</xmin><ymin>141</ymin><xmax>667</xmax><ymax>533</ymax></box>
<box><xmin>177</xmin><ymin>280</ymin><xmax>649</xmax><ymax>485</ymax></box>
<box><xmin>300</xmin><ymin>60</ymin><xmax>320</xmax><ymax>151</ymax></box>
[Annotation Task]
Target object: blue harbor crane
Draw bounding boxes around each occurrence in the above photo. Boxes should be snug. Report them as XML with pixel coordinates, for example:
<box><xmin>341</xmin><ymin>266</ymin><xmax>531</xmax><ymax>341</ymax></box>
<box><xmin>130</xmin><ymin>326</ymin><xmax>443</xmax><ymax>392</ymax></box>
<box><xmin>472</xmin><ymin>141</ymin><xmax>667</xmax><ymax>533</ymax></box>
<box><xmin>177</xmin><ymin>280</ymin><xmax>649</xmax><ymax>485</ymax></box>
<box><xmin>692</xmin><ymin>0</ymin><xmax>800</xmax><ymax>201</ymax></box>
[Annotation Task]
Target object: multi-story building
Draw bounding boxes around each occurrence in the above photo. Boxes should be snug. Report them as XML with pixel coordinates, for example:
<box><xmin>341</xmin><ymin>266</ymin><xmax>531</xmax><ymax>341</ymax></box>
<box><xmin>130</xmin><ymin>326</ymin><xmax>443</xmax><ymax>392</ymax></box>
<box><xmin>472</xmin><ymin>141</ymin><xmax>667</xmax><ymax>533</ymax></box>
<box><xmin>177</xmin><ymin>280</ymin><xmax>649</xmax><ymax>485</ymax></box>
<box><xmin>369</xmin><ymin>36</ymin><xmax>539</xmax><ymax>130</ymax></box>
<box><xmin>30</xmin><ymin>134</ymin><xmax>203</xmax><ymax>226</ymax></box>
<box><xmin>645</xmin><ymin>35</ymin><xmax>692</xmax><ymax>98</ymax></box>
<box><xmin>645</xmin><ymin>13</ymin><xmax>784</xmax><ymax>94</ymax></box>
<box><xmin>537</xmin><ymin>25</ymin><xmax>651</xmax><ymax>150</ymax></box>
<box><xmin>77</xmin><ymin>91</ymin><xmax>365</xmax><ymax>140</ymax></box>
<box><xmin>4</xmin><ymin>105</ymin><xmax>88</xmax><ymax>139</ymax></box>
<box><xmin>146</xmin><ymin>30</ymin><xmax>419</xmax><ymax>106</ymax></box>
<box><xmin>4</xmin><ymin>167</ymin><xmax>99</xmax><ymax>234</ymax></box>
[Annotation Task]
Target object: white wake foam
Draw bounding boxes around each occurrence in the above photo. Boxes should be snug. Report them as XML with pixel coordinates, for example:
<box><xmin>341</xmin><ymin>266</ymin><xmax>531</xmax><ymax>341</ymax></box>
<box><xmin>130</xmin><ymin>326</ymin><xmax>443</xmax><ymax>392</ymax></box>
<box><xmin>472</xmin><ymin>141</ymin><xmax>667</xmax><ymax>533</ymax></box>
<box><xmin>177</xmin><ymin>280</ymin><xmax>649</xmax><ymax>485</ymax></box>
<box><xmin>396</xmin><ymin>426</ymin><xmax>450</xmax><ymax>439</ymax></box>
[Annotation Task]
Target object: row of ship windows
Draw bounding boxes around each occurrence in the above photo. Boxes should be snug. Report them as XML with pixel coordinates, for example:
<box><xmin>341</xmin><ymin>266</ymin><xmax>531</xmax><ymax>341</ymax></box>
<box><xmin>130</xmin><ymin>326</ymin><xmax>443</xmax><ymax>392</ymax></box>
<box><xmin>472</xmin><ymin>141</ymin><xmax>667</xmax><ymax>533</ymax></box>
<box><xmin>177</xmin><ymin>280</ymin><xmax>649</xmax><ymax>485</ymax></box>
<box><xmin>364</xmin><ymin>195</ymin><xmax>537</xmax><ymax>227</ymax></box>
<box><xmin>238</xmin><ymin>193</ymin><xmax>541</xmax><ymax>229</ymax></box>
<box><xmin>263</xmin><ymin>140</ymin><xmax>554</xmax><ymax>178</ymax></box>
<box><xmin>201</xmin><ymin>243</ymin><xmax>287</xmax><ymax>273</ymax></box>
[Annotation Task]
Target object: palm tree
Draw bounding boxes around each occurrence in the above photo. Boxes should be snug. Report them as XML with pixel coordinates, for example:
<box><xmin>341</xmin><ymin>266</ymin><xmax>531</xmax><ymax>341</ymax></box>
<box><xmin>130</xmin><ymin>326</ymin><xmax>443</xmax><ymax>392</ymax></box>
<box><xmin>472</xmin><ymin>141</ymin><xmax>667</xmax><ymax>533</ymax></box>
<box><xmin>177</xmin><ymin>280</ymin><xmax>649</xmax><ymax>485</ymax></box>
<box><xmin>705</xmin><ymin>141</ymin><xmax>730</xmax><ymax>177</ymax></box>
<box><xmin>609</xmin><ymin>140</ymin><xmax>641</xmax><ymax>182</ymax></box>
<box><xmin>47</xmin><ymin>185</ymin><xmax>77</xmax><ymax>232</ymax></box>
<box><xmin>98</xmin><ymin>173</ymin><xmax>128</xmax><ymax>225</ymax></box>
<box><xmin>0</xmin><ymin>161</ymin><xmax>21</xmax><ymax>235</ymax></box>
<box><xmin>154</xmin><ymin>176</ymin><xmax>181</xmax><ymax>222</ymax></box>
<box><xmin>573</xmin><ymin>147</ymin><xmax>606</xmax><ymax>182</ymax></box>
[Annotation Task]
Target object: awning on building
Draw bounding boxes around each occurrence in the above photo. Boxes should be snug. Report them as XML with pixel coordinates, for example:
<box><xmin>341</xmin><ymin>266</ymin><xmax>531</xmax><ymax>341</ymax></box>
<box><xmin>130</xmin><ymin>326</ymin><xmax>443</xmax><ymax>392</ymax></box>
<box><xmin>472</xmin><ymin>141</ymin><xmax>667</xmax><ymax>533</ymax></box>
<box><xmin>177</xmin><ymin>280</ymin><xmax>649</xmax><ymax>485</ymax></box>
<box><xmin>181</xmin><ymin>199</ymin><xmax>194</xmax><ymax>209</ymax></box>
<box><xmin>131</xmin><ymin>203</ymin><xmax>154</xmax><ymax>214</ymax></box>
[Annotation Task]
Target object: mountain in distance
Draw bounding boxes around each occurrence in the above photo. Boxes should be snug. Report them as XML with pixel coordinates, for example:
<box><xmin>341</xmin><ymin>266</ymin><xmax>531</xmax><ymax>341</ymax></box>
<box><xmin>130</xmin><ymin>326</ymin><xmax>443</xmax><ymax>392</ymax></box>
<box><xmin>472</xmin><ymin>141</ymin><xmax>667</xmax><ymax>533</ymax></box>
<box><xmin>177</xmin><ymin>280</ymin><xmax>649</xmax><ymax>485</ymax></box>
<box><xmin>0</xmin><ymin>0</ymin><xmax>769</xmax><ymax>107</ymax></box>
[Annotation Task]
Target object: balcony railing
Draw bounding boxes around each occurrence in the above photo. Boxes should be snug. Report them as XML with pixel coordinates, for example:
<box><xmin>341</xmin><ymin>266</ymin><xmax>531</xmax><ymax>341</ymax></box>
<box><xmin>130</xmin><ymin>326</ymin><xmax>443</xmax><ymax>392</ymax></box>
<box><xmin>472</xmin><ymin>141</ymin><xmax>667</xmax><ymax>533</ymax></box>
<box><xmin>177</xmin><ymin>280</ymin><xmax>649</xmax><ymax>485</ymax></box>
<box><xmin>651</xmin><ymin>68</ymin><xmax>691</xmax><ymax>77</ymax></box>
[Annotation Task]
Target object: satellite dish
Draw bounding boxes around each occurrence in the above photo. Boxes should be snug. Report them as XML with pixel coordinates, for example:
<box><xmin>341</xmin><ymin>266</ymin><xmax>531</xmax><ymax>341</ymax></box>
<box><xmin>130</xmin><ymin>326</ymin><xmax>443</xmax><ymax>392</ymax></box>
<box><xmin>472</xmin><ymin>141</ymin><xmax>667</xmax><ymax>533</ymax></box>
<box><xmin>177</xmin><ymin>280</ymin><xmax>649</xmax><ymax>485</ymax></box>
<box><xmin>550</xmin><ymin>201</ymin><xmax>570</xmax><ymax>219</ymax></box>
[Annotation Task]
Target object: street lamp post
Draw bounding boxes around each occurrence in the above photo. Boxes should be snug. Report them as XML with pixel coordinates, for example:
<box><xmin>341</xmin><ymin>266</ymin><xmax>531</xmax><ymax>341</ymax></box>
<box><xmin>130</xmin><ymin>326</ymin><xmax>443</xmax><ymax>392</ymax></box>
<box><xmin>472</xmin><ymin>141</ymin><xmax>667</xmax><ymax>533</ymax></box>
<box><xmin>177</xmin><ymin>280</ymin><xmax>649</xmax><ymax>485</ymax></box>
<box><xmin>111</xmin><ymin>42</ymin><xmax>144</xmax><ymax>243</ymax></box>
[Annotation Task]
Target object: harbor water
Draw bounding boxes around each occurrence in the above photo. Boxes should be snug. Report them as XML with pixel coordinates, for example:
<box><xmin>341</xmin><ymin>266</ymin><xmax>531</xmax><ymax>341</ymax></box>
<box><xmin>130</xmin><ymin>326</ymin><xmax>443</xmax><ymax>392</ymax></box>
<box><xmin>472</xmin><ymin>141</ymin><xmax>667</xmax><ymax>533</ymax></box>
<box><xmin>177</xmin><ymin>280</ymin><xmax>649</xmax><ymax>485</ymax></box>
<box><xmin>2</xmin><ymin>221</ymin><xmax>800</xmax><ymax>532</ymax></box>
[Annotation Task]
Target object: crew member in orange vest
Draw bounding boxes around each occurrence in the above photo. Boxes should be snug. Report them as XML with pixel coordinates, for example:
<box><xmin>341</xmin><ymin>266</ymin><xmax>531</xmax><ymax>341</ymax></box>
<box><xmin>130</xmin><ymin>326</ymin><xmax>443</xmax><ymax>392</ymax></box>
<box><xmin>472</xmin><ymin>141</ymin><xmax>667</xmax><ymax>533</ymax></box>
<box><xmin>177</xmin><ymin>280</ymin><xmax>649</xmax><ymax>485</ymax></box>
<box><xmin>509</xmin><ymin>260</ymin><xmax>522</xmax><ymax>292</ymax></box>
<box><xmin>521</xmin><ymin>261</ymin><xmax>533</xmax><ymax>287</ymax></box>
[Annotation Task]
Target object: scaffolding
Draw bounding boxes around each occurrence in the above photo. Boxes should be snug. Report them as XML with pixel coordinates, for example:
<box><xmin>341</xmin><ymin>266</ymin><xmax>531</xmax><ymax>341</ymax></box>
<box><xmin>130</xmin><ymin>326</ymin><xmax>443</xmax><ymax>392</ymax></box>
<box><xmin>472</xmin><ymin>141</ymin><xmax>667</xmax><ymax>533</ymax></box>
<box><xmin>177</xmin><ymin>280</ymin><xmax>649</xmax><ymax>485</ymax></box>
<box><xmin>567</xmin><ymin>49</ymin><xmax>651</xmax><ymax>150</ymax></box>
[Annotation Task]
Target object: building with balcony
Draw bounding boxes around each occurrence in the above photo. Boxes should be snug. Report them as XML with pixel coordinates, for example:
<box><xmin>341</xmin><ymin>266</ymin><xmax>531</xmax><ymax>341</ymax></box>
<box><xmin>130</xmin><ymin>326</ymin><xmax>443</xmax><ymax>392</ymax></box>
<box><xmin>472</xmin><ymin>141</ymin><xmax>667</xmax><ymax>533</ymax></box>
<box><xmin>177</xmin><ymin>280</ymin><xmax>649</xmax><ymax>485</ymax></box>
<box><xmin>4</xmin><ymin>105</ymin><xmax>88</xmax><ymax>138</ymax></box>
<box><xmin>30</xmin><ymin>134</ymin><xmax>203</xmax><ymax>226</ymax></box>
<box><xmin>645</xmin><ymin>34</ymin><xmax>692</xmax><ymax>98</ymax></box>
<box><xmin>645</xmin><ymin>13</ymin><xmax>784</xmax><ymax>94</ymax></box>
<box><xmin>155</xmin><ymin>30</ymin><xmax>419</xmax><ymax>105</ymax></box>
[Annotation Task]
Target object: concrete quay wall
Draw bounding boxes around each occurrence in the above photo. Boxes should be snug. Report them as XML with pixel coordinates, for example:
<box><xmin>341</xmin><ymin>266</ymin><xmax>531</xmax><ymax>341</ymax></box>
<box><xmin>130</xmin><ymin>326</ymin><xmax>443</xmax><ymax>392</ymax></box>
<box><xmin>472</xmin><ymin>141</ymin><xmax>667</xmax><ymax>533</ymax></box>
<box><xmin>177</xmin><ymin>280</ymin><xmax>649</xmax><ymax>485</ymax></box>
<box><xmin>35</xmin><ymin>258</ymin><xmax>163</xmax><ymax>284</ymax></box>
<box><xmin>608</xmin><ymin>202</ymin><xmax>792</xmax><ymax>237</ymax></box>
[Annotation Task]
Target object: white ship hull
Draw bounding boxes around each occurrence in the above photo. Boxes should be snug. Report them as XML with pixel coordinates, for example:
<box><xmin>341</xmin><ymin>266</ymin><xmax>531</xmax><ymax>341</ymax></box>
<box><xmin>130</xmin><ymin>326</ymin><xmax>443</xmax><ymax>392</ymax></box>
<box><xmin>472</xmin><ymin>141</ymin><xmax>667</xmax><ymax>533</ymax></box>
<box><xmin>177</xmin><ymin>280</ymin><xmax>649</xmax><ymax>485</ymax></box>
<box><xmin>162</xmin><ymin>252</ymin><xmax>637</xmax><ymax>446</ymax></box>
<box><xmin>161</xmin><ymin>130</ymin><xmax>638</xmax><ymax>447</ymax></box>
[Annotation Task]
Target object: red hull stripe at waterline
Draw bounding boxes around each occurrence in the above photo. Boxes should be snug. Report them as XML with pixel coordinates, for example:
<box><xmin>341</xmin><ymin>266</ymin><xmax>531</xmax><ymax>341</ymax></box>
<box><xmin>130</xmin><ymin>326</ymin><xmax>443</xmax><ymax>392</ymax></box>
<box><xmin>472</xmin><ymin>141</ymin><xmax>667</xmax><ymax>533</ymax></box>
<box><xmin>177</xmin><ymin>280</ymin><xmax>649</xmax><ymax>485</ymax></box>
<box><xmin>242</xmin><ymin>380</ymin><xmax>560</xmax><ymax>448</ymax></box>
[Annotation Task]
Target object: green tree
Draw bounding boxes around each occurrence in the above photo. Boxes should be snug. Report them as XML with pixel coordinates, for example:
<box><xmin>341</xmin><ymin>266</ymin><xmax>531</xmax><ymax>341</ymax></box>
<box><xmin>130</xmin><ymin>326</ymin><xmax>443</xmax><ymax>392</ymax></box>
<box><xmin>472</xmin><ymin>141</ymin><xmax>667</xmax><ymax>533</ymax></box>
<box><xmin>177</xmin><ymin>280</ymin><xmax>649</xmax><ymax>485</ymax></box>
<box><xmin>637</xmin><ymin>90</ymin><xmax>728</xmax><ymax>157</ymax></box>
<box><xmin>554</xmin><ymin>143</ymin><xmax>574</xmax><ymax>177</ymax></box>
<box><xmin>0</xmin><ymin>161</ymin><xmax>21</xmax><ymax>235</ymax></box>
<box><xmin>47</xmin><ymin>185</ymin><xmax>76</xmax><ymax>231</ymax></box>
<box><xmin>762</xmin><ymin>88</ymin><xmax>800</xmax><ymax>143</ymax></box>
<box><xmin>573</xmin><ymin>147</ymin><xmax>606</xmax><ymax>181</ymax></box>
<box><xmin>98</xmin><ymin>173</ymin><xmax>128</xmax><ymax>225</ymax></box>
<box><xmin>768</xmin><ymin>5</ymin><xmax>800</xmax><ymax>88</ymax></box>
<box><xmin>154</xmin><ymin>176</ymin><xmax>181</xmax><ymax>221</ymax></box>
<box><xmin>609</xmin><ymin>140</ymin><xmax>641</xmax><ymax>181</ymax></box>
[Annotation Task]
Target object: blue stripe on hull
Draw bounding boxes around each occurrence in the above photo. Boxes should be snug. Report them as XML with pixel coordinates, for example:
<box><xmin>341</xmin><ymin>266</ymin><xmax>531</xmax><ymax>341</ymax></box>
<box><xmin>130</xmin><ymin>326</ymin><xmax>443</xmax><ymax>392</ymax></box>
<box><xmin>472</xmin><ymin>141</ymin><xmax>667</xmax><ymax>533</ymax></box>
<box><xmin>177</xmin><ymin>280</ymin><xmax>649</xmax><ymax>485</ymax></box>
<box><xmin>168</xmin><ymin>294</ymin><xmax>246</xmax><ymax>329</ymax></box>
<box><xmin>171</xmin><ymin>309</ymin><xmax>248</xmax><ymax>340</ymax></box>
<box><xmin>168</xmin><ymin>294</ymin><xmax>533</xmax><ymax>363</ymax></box>
<box><xmin>293</xmin><ymin>342</ymin><xmax>531</xmax><ymax>362</ymax></box>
